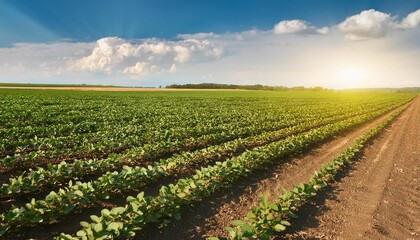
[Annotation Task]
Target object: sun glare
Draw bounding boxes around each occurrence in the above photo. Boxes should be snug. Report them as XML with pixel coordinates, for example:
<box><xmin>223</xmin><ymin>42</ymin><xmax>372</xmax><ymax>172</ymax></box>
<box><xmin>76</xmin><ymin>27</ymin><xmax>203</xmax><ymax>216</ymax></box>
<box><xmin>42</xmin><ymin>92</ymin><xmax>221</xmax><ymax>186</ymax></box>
<box><xmin>336</xmin><ymin>66</ymin><xmax>368</xmax><ymax>88</ymax></box>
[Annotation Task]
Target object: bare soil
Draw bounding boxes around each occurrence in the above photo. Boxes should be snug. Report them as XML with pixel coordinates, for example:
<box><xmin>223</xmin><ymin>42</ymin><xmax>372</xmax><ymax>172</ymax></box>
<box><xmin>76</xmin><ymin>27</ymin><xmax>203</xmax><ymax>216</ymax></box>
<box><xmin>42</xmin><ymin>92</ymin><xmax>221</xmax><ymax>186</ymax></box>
<box><xmin>4</xmin><ymin>99</ymin><xmax>417</xmax><ymax>240</ymax></box>
<box><xmin>137</xmin><ymin>100</ymin><xmax>416</xmax><ymax>240</ymax></box>
<box><xmin>282</xmin><ymin>97</ymin><xmax>420</xmax><ymax>239</ymax></box>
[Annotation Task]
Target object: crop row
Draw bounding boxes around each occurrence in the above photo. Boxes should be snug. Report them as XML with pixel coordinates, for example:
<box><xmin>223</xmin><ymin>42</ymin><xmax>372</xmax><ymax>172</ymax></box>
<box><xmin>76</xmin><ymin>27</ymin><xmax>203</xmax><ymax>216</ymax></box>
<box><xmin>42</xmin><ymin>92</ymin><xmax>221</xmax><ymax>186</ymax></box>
<box><xmin>0</xmin><ymin>112</ymin><xmax>306</xmax><ymax>170</ymax></box>
<box><xmin>0</xmin><ymin>106</ymin><xmax>384</xmax><ymax>236</ymax></box>
<box><xmin>0</xmin><ymin>90</ymin><xmax>415</xmax><ymax>239</ymax></box>
<box><xmin>0</xmin><ymin>101</ymin><xmax>397</xmax><ymax>199</ymax></box>
<box><xmin>216</xmin><ymin>102</ymin><xmax>408</xmax><ymax>240</ymax></box>
<box><xmin>2</xmin><ymin>94</ymin><xmax>289</xmax><ymax>158</ymax></box>
<box><xmin>51</xmin><ymin>102</ymin><xmax>407</xmax><ymax>239</ymax></box>
<box><xmin>3</xmin><ymin>92</ymin><xmax>367</xmax><ymax>167</ymax></box>
<box><xmin>1</xmin><ymin>92</ymin><xmax>410</xmax><ymax>164</ymax></box>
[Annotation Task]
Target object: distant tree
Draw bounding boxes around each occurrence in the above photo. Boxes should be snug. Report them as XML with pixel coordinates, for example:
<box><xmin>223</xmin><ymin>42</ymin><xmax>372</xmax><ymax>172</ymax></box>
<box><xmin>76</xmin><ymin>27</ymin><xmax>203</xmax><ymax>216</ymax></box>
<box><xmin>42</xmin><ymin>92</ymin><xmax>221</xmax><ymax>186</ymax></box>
<box><xmin>166</xmin><ymin>83</ymin><xmax>331</xmax><ymax>91</ymax></box>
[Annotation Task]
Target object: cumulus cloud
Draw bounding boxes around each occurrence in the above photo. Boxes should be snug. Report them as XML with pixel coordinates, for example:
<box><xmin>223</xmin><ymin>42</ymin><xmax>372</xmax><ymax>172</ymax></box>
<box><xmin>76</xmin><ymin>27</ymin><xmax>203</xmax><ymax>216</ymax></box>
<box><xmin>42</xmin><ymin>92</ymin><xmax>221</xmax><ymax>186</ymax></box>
<box><xmin>178</xmin><ymin>21</ymin><xmax>328</xmax><ymax>42</ymax></box>
<box><xmin>338</xmin><ymin>10</ymin><xmax>395</xmax><ymax>40</ymax></box>
<box><xmin>338</xmin><ymin>9</ymin><xmax>420</xmax><ymax>41</ymax></box>
<box><xmin>123</xmin><ymin>62</ymin><xmax>148</xmax><ymax>75</ymax></box>
<box><xmin>1</xmin><ymin>8</ymin><xmax>419</xmax><ymax>87</ymax></box>
<box><xmin>273</xmin><ymin>20</ymin><xmax>329</xmax><ymax>35</ymax></box>
<box><xmin>0</xmin><ymin>41</ymin><xmax>93</xmax><ymax>78</ymax></box>
<box><xmin>399</xmin><ymin>9</ymin><xmax>420</xmax><ymax>29</ymax></box>
<box><xmin>73</xmin><ymin>37</ymin><xmax>127</xmax><ymax>72</ymax></box>
<box><xmin>72</xmin><ymin>37</ymin><xmax>224</xmax><ymax>77</ymax></box>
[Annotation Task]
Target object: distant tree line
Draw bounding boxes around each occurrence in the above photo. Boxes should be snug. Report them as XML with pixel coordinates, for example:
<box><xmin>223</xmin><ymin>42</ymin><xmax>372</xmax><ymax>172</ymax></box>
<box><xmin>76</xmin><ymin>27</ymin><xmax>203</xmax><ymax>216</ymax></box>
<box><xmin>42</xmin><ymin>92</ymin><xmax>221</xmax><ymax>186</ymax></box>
<box><xmin>166</xmin><ymin>83</ymin><xmax>330</xmax><ymax>91</ymax></box>
<box><xmin>343</xmin><ymin>87</ymin><xmax>420</xmax><ymax>93</ymax></box>
<box><xmin>397</xmin><ymin>87</ymin><xmax>420</xmax><ymax>93</ymax></box>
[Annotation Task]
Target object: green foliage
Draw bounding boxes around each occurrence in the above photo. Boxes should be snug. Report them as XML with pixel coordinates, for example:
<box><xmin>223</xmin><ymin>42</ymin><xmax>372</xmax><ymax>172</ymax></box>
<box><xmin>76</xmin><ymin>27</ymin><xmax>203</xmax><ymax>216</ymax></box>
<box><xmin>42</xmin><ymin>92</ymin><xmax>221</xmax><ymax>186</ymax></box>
<box><xmin>215</xmin><ymin>104</ymin><xmax>409</xmax><ymax>239</ymax></box>
<box><xmin>53</xmin><ymin>100</ymin><xmax>411</xmax><ymax>239</ymax></box>
<box><xmin>0</xmin><ymin>89</ymin><xmax>415</xmax><ymax>238</ymax></box>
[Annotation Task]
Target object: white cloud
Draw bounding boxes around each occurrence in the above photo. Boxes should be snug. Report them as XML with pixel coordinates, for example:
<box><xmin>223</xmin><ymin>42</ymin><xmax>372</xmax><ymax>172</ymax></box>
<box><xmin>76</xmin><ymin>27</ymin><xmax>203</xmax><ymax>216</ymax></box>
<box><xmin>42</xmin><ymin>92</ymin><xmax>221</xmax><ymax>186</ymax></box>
<box><xmin>70</xmin><ymin>37</ymin><xmax>224</xmax><ymax>77</ymax></box>
<box><xmin>1</xmin><ymin>9</ymin><xmax>419</xmax><ymax>88</ymax></box>
<box><xmin>173</xmin><ymin>45</ymin><xmax>190</xmax><ymax>63</ymax></box>
<box><xmin>338</xmin><ymin>9</ymin><xmax>395</xmax><ymax>40</ymax></box>
<box><xmin>123</xmin><ymin>62</ymin><xmax>148</xmax><ymax>75</ymax></box>
<box><xmin>178</xmin><ymin>29</ymin><xmax>269</xmax><ymax>41</ymax></box>
<box><xmin>399</xmin><ymin>9</ymin><xmax>420</xmax><ymax>29</ymax></box>
<box><xmin>169</xmin><ymin>64</ymin><xmax>177</xmax><ymax>73</ymax></box>
<box><xmin>3</xmin><ymin>62</ymin><xmax>25</xmax><ymax>73</ymax></box>
<box><xmin>0</xmin><ymin>41</ymin><xmax>93</xmax><ymax>79</ymax></box>
<box><xmin>73</xmin><ymin>37</ymin><xmax>127</xmax><ymax>72</ymax></box>
<box><xmin>273</xmin><ymin>20</ymin><xmax>329</xmax><ymax>35</ymax></box>
<box><xmin>178</xmin><ymin>32</ymin><xmax>218</xmax><ymax>40</ymax></box>
<box><xmin>317</xmin><ymin>27</ymin><xmax>330</xmax><ymax>35</ymax></box>
<box><xmin>338</xmin><ymin>9</ymin><xmax>420</xmax><ymax>41</ymax></box>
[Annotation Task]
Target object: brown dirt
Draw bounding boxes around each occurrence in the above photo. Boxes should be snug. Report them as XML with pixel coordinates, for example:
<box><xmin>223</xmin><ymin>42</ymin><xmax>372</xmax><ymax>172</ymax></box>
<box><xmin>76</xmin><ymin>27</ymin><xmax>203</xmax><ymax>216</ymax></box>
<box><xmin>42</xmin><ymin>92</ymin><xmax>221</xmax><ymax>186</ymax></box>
<box><xmin>137</xmin><ymin>100</ymin><xmax>415</xmax><ymax>240</ymax></box>
<box><xmin>282</xmin><ymin>97</ymin><xmax>420</xmax><ymax>239</ymax></box>
<box><xmin>3</xmin><ymin>99</ymin><xmax>416</xmax><ymax>240</ymax></box>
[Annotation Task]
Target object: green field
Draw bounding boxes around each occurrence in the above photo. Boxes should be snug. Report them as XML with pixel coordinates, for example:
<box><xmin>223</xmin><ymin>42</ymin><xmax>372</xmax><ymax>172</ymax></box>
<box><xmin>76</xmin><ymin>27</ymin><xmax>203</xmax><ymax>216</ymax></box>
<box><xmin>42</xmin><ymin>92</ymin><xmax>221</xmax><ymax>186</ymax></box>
<box><xmin>0</xmin><ymin>89</ymin><xmax>416</xmax><ymax>239</ymax></box>
<box><xmin>0</xmin><ymin>83</ymin><xmax>117</xmax><ymax>88</ymax></box>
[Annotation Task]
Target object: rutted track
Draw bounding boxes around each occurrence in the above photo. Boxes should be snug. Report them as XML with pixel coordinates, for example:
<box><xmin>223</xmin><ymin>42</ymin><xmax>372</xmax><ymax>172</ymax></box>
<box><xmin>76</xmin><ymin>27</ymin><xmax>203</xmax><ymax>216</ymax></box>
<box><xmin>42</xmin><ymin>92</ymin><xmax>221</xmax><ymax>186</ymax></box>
<box><xmin>3</xmin><ymin>105</ymin><xmax>397</xmax><ymax>239</ymax></box>
<box><xmin>0</xmin><ymin>90</ymin><xmax>416</xmax><ymax>239</ymax></box>
<box><xmin>136</xmin><ymin>99</ymin><xmax>415</xmax><ymax>240</ymax></box>
<box><xmin>282</xmin><ymin>96</ymin><xmax>420</xmax><ymax>239</ymax></box>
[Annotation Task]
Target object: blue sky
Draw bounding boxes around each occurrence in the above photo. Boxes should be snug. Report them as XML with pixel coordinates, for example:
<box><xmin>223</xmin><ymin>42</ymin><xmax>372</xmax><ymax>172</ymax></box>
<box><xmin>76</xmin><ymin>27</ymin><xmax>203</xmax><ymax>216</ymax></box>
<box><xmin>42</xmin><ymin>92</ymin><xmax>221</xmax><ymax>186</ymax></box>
<box><xmin>2</xmin><ymin>0</ymin><xmax>420</xmax><ymax>45</ymax></box>
<box><xmin>1</xmin><ymin>1</ymin><xmax>420</xmax><ymax>88</ymax></box>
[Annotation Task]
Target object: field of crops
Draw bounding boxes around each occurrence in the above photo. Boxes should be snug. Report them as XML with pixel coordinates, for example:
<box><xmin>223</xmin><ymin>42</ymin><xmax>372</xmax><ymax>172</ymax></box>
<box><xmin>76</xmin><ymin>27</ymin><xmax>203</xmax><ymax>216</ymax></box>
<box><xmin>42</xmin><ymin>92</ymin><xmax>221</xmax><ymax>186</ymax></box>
<box><xmin>0</xmin><ymin>89</ymin><xmax>416</xmax><ymax>239</ymax></box>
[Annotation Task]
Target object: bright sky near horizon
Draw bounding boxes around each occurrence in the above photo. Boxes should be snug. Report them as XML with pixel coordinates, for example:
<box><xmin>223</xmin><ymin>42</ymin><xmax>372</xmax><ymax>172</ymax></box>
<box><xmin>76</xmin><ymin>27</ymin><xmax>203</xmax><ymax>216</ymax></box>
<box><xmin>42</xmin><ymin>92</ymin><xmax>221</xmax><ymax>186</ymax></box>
<box><xmin>1</xmin><ymin>0</ymin><xmax>420</xmax><ymax>88</ymax></box>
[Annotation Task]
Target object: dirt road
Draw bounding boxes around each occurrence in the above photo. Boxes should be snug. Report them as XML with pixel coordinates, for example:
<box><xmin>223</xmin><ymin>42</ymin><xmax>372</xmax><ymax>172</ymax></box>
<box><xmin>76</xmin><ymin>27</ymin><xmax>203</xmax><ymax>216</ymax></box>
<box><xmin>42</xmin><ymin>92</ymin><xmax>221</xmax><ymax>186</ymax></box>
<box><xmin>138</xmin><ymin>99</ymin><xmax>416</xmax><ymax>239</ymax></box>
<box><xmin>284</xmin><ymin>97</ymin><xmax>419</xmax><ymax>240</ymax></box>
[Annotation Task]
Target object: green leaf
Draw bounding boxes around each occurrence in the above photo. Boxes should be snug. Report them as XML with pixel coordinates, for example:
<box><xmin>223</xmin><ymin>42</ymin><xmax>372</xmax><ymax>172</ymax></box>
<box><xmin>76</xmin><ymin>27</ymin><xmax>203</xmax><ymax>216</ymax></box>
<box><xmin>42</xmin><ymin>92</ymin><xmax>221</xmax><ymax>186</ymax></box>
<box><xmin>63</xmin><ymin>205</ymin><xmax>75</xmax><ymax>214</ymax></box>
<box><xmin>101</xmin><ymin>209</ymin><xmax>110</xmax><ymax>216</ymax></box>
<box><xmin>92</xmin><ymin>223</ymin><xmax>103</xmax><ymax>232</ymax></box>
<box><xmin>246</xmin><ymin>212</ymin><xmax>256</xmax><ymax>219</ymax></box>
<box><xmin>130</xmin><ymin>202</ymin><xmax>138</xmax><ymax>212</ymax></box>
<box><xmin>177</xmin><ymin>192</ymin><xmax>186</xmax><ymax>198</ymax></box>
<box><xmin>274</xmin><ymin>224</ymin><xmax>286</xmax><ymax>232</ymax></box>
<box><xmin>106</xmin><ymin>222</ymin><xmax>123</xmax><ymax>232</ymax></box>
<box><xmin>137</xmin><ymin>192</ymin><xmax>145</xmax><ymax>200</ymax></box>
<box><xmin>76</xmin><ymin>230</ymin><xmax>87</xmax><ymax>237</ymax></box>
<box><xmin>261</xmin><ymin>194</ymin><xmax>268</xmax><ymax>207</ymax></box>
<box><xmin>241</xmin><ymin>223</ymin><xmax>255</xmax><ymax>233</ymax></box>
<box><xmin>126</xmin><ymin>196</ymin><xmax>136</xmax><ymax>202</ymax></box>
<box><xmin>287</xmin><ymin>211</ymin><xmax>299</xmax><ymax>219</ymax></box>
<box><xmin>232</xmin><ymin>220</ymin><xmax>247</xmax><ymax>226</ymax></box>
<box><xmin>90</xmin><ymin>215</ymin><xmax>101</xmax><ymax>223</ymax></box>
<box><xmin>80</xmin><ymin>221</ymin><xmax>90</xmax><ymax>228</ymax></box>
<box><xmin>74</xmin><ymin>190</ymin><xmax>84</xmax><ymax>197</ymax></box>
<box><xmin>269</xmin><ymin>203</ymin><xmax>279</xmax><ymax>211</ymax></box>
<box><xmin>281</xmin><ymin>220</ymin><xmax>291</xmax><ymax>226</ymax></box>
<box><xmin>110</xmin><ymin>207</ymin><xmax>126</xmax><ymax>215</ymax></box>
<box><xmin>0</xmin><ymin>226</ymin><xmax>10</xmax><ymax>236</ymax></box>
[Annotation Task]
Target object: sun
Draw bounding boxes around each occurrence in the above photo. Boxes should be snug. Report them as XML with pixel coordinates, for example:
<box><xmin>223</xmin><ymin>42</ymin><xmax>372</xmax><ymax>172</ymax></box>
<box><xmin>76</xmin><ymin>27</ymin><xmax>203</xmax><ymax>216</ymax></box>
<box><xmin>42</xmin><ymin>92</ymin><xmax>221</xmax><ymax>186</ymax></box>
<box><xmin>336</xmin><ymin>66</ymin><xmax>368</xmax><ymax>88</ymax></box>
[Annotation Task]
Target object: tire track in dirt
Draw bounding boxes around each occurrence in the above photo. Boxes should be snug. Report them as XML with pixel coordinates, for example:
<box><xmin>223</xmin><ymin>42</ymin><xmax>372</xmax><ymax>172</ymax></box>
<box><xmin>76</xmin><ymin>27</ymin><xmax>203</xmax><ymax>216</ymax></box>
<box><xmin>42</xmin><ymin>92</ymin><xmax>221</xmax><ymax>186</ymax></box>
<box><xmin>8</xmin><ymin>107</ymin><xmax>408</xmax><ymax>240</ymax></box>
<box><xmin>138</xmin><ymin>100</ymin><xmax>415</xmax><ymax>240</ymax></box>
<box><xmin>283</xmin><ymin>96</ymin><xmax>419</xmax><ymax>240</ymax></box>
